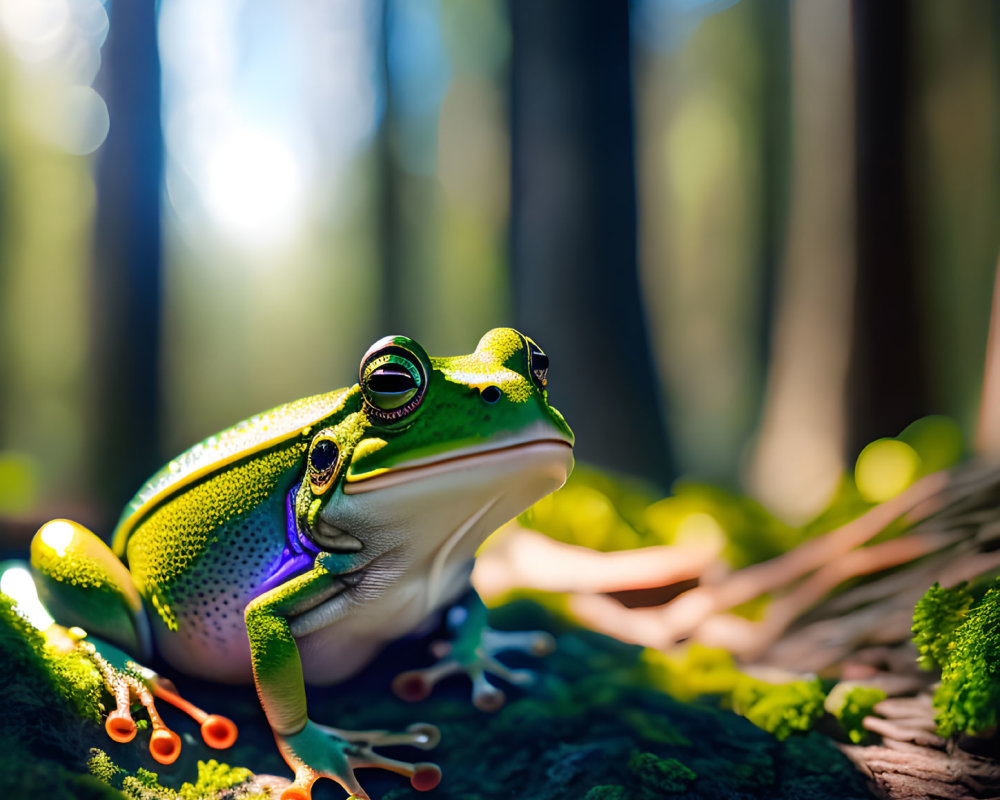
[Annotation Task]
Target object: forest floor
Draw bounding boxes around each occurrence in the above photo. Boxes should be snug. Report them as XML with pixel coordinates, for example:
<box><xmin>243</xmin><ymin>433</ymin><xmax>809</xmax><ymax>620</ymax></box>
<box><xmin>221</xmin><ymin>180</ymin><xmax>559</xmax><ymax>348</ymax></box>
<box><xmin>1</xmin><ymin>598</ymin><xmax>875</xmax><ymax>800</ymax></box>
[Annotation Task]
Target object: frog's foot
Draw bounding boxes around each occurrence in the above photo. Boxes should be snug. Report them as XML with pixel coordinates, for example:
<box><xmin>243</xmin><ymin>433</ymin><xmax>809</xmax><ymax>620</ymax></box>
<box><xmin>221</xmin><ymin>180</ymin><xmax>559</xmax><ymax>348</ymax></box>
<box><xmin>78</xmin><ymin>634</ymin><xmax>185</xmax><ymax>764</ymax></box>
<box><xmin>149</xmin><ymin>675</ymin><xmax>239</xmax><ymax>750</ymax></box>
<box><xmin>392</xmin><ymin>627</ymin><xmax>556</xmax><ymax>712</ymax></box>
<box><xmin>275</xmin><ymin>719</ymin><xmax>441</xmax><ymax>800</ymax></box>
<box><xmin>52</xmin><ymin>626</ymin><xmax>237</xmax><ymax>762</ymax></box>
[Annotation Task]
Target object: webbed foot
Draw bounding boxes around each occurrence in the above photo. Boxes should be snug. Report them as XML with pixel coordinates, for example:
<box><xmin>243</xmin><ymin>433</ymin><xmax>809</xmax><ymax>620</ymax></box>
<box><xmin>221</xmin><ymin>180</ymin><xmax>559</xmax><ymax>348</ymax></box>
<box><xmin>276</xmin><ymin>719</ymin><xmax>441</xmax><ymax>800</ymax></box>
<box><xmin>46</xmin><ymin>625</ymin><xmax>237</xmax><ymax>763</ymax></box>
<box><xmin>393</xmin><ymin>602</ymin><xmax>555</xmax><ymax>711</ymax></box>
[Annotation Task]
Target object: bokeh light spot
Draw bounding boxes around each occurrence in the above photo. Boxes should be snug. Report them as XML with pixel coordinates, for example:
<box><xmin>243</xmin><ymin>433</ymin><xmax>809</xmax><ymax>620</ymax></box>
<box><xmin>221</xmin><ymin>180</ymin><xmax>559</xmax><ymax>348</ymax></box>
<box><xmin>0</xmin><ymin>565</ymin><xmax>54</xmax><ymax>630</ymax></box>
<box><xmin>854</xmin><ymin>438</ymin><xmax>920</xmax><ymax>503</ymax></box>
<box><xmin>898</xmin><ymin>415</ymin><xmax>963</xmax><ymax>474</ymax></box>
<box><xmin>0</xmin><ymin>0</ymin><xmax>70</xmax><ymax>62</ymax></box>
<box><xmin>204</xmin><ymin>130</ymin><xmax>303</xmax><ymax>247</ymax></box>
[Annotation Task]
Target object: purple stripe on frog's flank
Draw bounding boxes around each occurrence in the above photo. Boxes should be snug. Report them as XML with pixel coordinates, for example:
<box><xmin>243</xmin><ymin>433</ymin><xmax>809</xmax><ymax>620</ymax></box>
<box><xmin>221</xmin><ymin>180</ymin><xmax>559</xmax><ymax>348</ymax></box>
<box><xmin>258</xmin><ymin>483</ymin><xmax>320</xmax><ymax>594</ymax></box>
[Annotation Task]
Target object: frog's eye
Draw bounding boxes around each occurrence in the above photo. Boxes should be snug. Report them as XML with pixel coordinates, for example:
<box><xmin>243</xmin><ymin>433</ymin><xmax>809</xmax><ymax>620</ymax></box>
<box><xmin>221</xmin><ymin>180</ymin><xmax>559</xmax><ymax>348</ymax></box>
<box><xmin>308</xmin><ymin>436</ymin><xmax>341</xmax><ymax>494</ymax></box>
<box><xmin>525</xmin><ymin>337</ymin><xmax>549</xmax><ymax>389</ymax></box>
<box><xmin>359</xmin><ymin>337</ymin><xmax>428</xmax><ymax>424</ymax></box>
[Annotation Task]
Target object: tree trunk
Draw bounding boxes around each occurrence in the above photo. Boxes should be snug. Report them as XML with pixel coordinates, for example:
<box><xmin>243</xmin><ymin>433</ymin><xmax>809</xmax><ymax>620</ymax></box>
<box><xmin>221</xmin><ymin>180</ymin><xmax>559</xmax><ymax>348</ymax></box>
<box><xmin>509</xmin><ymin>0</ymin><xmax>674</xmax><ymax>488</ymax></box>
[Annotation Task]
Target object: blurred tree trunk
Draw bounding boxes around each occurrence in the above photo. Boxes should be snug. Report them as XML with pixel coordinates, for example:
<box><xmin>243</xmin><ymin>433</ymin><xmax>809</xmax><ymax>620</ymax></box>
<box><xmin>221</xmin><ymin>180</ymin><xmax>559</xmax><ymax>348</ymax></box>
<box><xmin>848</xmin><ymin>0</ymin><xmax>932</xmax><ymax>453</ymax></box>
<box><xmin>508</xmin><ymin>0</ymin><xmax>674</xmax><ymax>488</ymax></box>
<box><xmin>90</xmin><ymin>1</ymin><xmax>164</xmax><ymax>522</ymax></box>
<box><xmin>913</xmin><ymin>0</ymin><xmax>1000</xmax><ymax>441</ymax></box>
<box><xmin>376</xmin><ymin>0</ymin><xmax>406</xmax><ymax>338</ymax></box>
<box><xmin>747</xmin><ymin>0</ymin><xmax>856</xmax><ymax>521</ymax></box>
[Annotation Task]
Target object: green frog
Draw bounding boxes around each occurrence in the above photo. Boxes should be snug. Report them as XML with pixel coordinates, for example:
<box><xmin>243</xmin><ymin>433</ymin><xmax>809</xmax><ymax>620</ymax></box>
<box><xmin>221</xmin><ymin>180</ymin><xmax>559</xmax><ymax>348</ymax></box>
<box><xmin>21</xmin><ymin>328</ymin><xmax>574</xmax><ymax>799</ymax></box>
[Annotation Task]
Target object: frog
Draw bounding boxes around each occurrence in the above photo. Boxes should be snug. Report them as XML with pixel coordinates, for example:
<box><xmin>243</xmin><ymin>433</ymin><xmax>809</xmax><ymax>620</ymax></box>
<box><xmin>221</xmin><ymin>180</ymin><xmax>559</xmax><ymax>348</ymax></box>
<box><xmin>19</xmin><ymin>328</ymin><xmax>574</xmax><ymax>800</ymax></box>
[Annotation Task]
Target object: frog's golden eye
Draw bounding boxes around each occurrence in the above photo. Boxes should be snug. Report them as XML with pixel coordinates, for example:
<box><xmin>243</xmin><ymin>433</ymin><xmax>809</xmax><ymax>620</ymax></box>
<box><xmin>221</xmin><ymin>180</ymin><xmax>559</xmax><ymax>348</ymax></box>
<box><xmin>308</xmin><ymin>436</ymin><xmax>340</xmax><ymax>494</ymax></box>
<box><xmin>525</xmin><ymin>337</ymin><xmax>549</xmax><ymax>389</ymax></box>
<box><xmin>360</xmin><ymin>337</ymin><xmax>428</xmax><ymax>424</ymax></box>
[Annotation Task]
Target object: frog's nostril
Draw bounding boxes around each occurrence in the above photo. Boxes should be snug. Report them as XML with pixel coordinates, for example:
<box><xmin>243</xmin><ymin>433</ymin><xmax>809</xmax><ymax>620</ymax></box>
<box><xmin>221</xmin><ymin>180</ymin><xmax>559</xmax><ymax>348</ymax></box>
<box><xmin>480</xmin><ymin>386</ymin><xmax>501</xmax><ymax>404</ymax></box>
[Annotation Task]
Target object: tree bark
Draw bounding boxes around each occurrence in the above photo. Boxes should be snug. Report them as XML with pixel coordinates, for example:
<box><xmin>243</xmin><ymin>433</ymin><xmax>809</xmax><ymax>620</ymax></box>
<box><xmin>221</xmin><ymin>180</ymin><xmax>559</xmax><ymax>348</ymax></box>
<box><xmin>90</xmin><ymin>0</ymin><xmax>164</xmax><ymax>518</ymax></box>
<box><xmin>509</xmin><ymin>0</ymin><xmax>674</xmax><ymax>488</ymax></box>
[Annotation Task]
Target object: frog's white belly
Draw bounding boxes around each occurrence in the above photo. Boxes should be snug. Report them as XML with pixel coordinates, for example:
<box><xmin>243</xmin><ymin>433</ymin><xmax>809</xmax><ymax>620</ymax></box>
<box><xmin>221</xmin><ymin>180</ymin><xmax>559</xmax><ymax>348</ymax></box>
<box><xmin>296</xmin><ymin>554</ymin><xmax>471</xmax><ymax>685</ymax></box>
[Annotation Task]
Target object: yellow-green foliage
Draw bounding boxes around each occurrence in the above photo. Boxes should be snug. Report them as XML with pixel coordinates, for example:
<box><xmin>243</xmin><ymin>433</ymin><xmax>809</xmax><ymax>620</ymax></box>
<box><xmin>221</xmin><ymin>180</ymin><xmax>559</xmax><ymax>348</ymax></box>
<box><xmin>730</xmin><ymin>676</ymin><xmax>826</xmax><ymax>742</ymax></box>
<box><xmin>912</xmin><ymin>581</ymin><xmax>973</xmax><ymax>670</ymax></box>
<box><xmin>641</xmin><ymin>644</ymin><xmax>743</xmax><ymax>702</ymax></box>
<box><xmin>921</xmin><ymin>582</ymin><xmax>1000</xmax><ymax>736</ymax></box>
<box><xmin>519</xmin><ymin>466</ymin><xmax>655</xmax><ymax>551</ymax></box>
<box><xmin>178</xmin><ymin>760</ymin><xmax>256</xmax><ymax>800</ymax></box>
<box><xmin>44</xmin><ymin>643</ymin><xmax>105</xmax><ymax>724</ymax></box>
<box><xmin>641</xmin><ymin>645</ymin><xmax>825</xmax><ymax>741</ymax></box>
<box><xmin>825</xmin><ymin>684</ymin><xmax>886</xmax><ymax>744</ymax></box>
<box><xmin>87</xmin><ymin>750</ymin><xmax>121</xmax><ymax>784</ymax></box>
<box><xmin>521</xmin><ymin>416</ymin><xmax>963</xmax><ymax>568</ymax></box>
<box><xmin>0</xmin><ymin>592</ymin><xmax>104</xmax><ymax>723</ymax></box>
<box><xmin>520</xmin><ymin>467</ymin><xmax>796</xmax><ymax>567</ymax></box>
<box><xmin>103</xmin><ymin>760</ymin><xmax>260</xmax><ymax>800</ymax></box>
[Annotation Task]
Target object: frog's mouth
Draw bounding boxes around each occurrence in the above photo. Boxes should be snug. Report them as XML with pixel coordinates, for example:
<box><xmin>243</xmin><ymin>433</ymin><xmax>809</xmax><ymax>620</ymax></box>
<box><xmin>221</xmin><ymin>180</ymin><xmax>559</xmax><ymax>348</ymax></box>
<box><xmin>342</xmin><ymin>434</ymin><xmax>573</xmax><ymax>495</ymax></box>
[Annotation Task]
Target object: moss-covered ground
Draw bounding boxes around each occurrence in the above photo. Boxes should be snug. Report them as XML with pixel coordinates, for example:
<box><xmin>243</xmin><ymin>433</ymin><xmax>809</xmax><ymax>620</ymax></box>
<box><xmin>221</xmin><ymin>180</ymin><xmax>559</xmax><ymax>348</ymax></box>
<box><xmin>0</xmin><ymin>595</ymin><xmax>874</xmax><ymax>800</ymax></box>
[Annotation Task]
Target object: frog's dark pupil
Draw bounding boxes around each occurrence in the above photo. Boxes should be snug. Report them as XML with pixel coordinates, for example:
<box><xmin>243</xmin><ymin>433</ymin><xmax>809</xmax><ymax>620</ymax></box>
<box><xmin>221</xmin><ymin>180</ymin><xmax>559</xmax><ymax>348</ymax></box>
<box><xmin>481</xmin><ymin>385</ymin><xmax>501</xmax><ymax>404</ymax></box>
<box><xmin>310</xmin><ymin>439</ymin><xmax>339</xmax><ymax>473</ymax></box>
<box><xmin>368</xmin><ymin>365</ymin><xmax>417</xmax><ymax>395</ymax></box>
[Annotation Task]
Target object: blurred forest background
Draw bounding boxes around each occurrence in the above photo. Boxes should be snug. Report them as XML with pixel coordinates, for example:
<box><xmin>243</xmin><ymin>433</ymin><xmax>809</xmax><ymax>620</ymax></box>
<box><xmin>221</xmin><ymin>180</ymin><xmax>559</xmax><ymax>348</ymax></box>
<box><xmin>0</xmin><ymin>0</ymin><xmax>999</xmax><ymax>544</ymax></box>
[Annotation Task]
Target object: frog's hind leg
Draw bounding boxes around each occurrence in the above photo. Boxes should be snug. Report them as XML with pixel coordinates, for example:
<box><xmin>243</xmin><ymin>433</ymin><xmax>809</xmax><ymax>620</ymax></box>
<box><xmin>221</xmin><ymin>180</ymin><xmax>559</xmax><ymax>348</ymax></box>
<box><xmin>392</xmin><ymin>590</ymin><xmax>555</xmax><ymax>711</ymax></box>
<box><xmin>49</xmin><ymin>624</ymin><xmax>238</xmax><ymax>763</ymax></box>
<box><xmin>27</xmin><ymin>520</ymin><xmax>238</xmax><ymax>759</ymax></box>
<box><xmin>77</xmin><ymin>640</ymin><xmax>181</xmax><ymax>764</ymax></box>
<box><xmin>30</xmin><ymin>519</ymin><xmax>151</xmax><ymax>657</ymax></box>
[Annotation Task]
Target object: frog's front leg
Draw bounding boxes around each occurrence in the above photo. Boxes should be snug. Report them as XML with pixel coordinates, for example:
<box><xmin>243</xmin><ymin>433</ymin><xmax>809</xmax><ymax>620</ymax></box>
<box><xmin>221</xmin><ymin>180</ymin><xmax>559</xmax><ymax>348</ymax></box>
<box><xmin>392</xmin><ymin>588</ymin><xmax>555</xmax><ymax>711</ymax></box>
<box><xmin>245</xmin><ymin>560</ymin><xmax>441</xmax><ymax>800</ymax></box>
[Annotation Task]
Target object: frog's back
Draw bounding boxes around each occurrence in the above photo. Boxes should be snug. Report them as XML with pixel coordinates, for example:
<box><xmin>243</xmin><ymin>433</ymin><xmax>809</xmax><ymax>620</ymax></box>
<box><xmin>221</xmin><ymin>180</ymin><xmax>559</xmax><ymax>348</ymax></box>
<box><xmin>113</xmin><ymin>389</ymin><xmax>352</xmax><ymax>555</ymax></box>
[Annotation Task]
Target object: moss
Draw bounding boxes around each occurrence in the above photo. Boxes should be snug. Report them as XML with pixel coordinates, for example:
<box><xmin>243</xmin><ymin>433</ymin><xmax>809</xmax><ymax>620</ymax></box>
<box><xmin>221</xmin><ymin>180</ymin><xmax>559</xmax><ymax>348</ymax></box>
<box><xmin>730</xmin><ymin>676</ymin><xmax>826</xmax><ymax>742</ymax></box>
<box><xmin>584</xmin><ymin>786</ymin><xmax>628</xmax><ymax>800</ymax></box>
<box><xmin>642</xmin><ymin>644</ymin><xmax>827</xmax><ymax>741</ymax></box>
<box><xmin>45</xmin><ymin>641</ymin><xmax>106</xmax><ymax>724</ymax></box>
<box><xmin>912</xmin><ymin>581</ymin><xmax>974</xmax><ymax>671</ymax></box>
<box><xmin>177</xmin><ymin>760</ymin><xmax>256</xmax><ymax>800</ymax></box>
<box><xmin>933</xmin><ymin>584</ymin><xmax>1000</xmax><ymax>736</ymax></box>
<box><xmin>88</xmin><ymin>749</ymin><xmax>123</xmax><ymax>785</ymax></box>
<box><xmin>827</xmin><ymin>684</ymin><xmax>886</xmax><ymax>744</ymax></box>
<box><xmin>641</xmin><ymin>643</ymin><xmax>743</xmax><ymax>702</ymax></box>
<box><xmin>628</xmin><ymin>750</ymin><xmax>697</xmax><ymax>793</ymax></box>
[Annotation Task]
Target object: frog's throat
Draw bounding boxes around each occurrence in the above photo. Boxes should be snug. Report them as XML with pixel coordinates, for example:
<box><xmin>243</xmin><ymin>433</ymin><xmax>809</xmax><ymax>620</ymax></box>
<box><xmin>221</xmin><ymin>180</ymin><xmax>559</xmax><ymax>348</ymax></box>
<box><xmin>342</xmin><ymin>438</ymin><xmax>573</xmax><ymax>495</ymax></box>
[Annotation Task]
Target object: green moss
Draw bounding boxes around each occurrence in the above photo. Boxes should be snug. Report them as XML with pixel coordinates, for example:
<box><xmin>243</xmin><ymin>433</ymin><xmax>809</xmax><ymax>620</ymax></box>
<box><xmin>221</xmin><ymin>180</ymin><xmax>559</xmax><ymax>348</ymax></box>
<box><xmin>642</xmin><ymin>645</ymin><xmax>827</xmax><ymax>741</ymax></box>
<box><xmin>628</xmin><ymin>750</ymin><xmax>697</xmax><ymax>793</ymax></box>
<box><xmin>827</xmin><ymin>684</ymin><xmax>887</xmax><ymax>744</ymax></box>
<box><xmin>91</xmin><ymin>755</ymin><xmax>260</xmax><ymax>800</ymax></box>
<box><xmin>641</xmin><ymin>643</ymin><xmax>743</xmax><ymax>702</ymax></box>
<box><xmin>912</xmin><ymin>581</ymin><xmax>973</xmax><ymax>670</ymax></box>
<box><xmin>178</xmin><ymin>760</ymin><xmax>256</xmax><ymax>800</ymax></box>
<box><xmin>730</xmin><ymin>676</ymin><xmax>826</xmax><ymax>742</ymax></box>
<box><xmin>933</xmin><ymin>584</ymin><xmax>1000</xmax><ymax>736</ymax></box>
<box><xmin>46</xmin><ymin>642</ymin><xmax>105</xmax><ymax>724</ymax></box>
<box><xmin>87</xmin><ymin>750</ymin><xmax>122</xmax><ymax>785</ymax></box>
<box><xmin>584</xmin><ymin>786</ymin><xmax>628</xmax><ymax>800</ymax></box>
